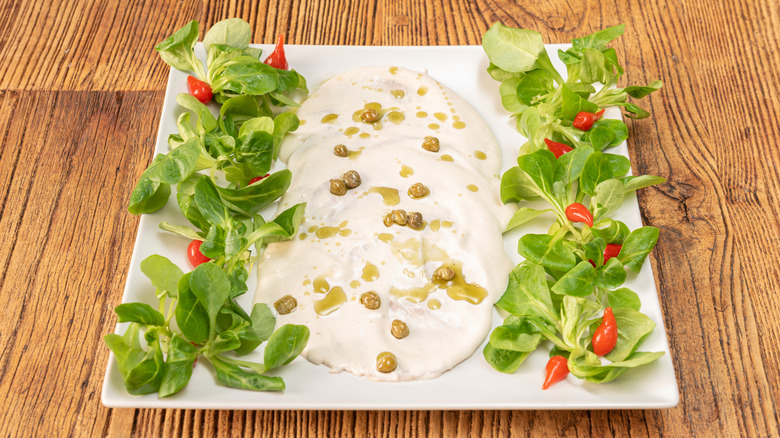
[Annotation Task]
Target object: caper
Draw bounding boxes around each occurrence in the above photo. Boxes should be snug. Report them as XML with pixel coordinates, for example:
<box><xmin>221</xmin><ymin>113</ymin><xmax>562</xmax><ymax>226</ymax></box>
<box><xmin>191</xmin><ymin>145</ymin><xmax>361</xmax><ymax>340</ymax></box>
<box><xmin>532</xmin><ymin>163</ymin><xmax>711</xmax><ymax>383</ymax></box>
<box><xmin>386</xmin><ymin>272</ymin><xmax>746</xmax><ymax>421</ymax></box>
<box><xmin>343</xmin><ymin>170</ymin><xmax>362</xmax><ymax>189</ymax></box>
<box><xmin>407</xmin><ymin>212</ymin><xmax>424</xmax><ymax>230</ymax></box>
<box><xmin>274</xmin><ymin>295</ymin><xmax>297</xmax><ymax>315</ymax></box>
<box><xmin>421</xmin><ymin>136</ymin><xmax>440</xmax><ymax>152</ymax></box>
<box><xmin>376</xmin><ymin>352</ymin><xmax>397</xmax><ymax>373</ymax></box>
<box><xmin>360</xmin><ymin>291</ymin><xmax>381</xmax><ymax>310</ymax></box>
<box><xmin>391</xmin><ymin>319</ymin><xmax>410</xmax><ymax>339</ymax></box>
<box><xmin>383</xmin><ymin>213</ymin><xmax>394</xmax><ymax>227</ymax></box>
<box><xmin>361</xmin><ymin>108</ymin><xmax>380</xmax><ymax>123</ymax></box>
<box><xmin>330</xmin><ymin>179</ymin><xmax>347</xmax><ymax>196</ymax></box>
<box><xmin>433</xmin><ymin>266</ymin><xmax>455</xmax><ymax>282</ymax></box>
<box><xmin>334</xmin><ymin>144</ymin><xmax>349</xmax><ymax>157</ymax></box>
<box><xmin>392</xmin><ymin>209</ymin><xmax>408</xmax><ymax>225</ymax></box>
<box><xmin>408</xmin><ymin>183</ymin><xmax>429</xmax><ymax>199</ymax></box>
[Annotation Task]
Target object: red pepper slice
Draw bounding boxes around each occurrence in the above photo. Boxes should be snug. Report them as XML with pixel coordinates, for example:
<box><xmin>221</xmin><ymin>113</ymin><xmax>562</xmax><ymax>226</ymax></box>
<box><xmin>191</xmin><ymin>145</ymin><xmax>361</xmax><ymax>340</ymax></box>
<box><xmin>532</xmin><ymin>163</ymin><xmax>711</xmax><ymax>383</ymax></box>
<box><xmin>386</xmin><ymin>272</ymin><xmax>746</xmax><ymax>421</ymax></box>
<box><xmin>544</xmin><ymin>138</ymin><xmax>573</xmax><ymax>158</ymax></box>
<box><xmin>190</xmin><ymin>341</ymin><xmax>199</xmax><ymax>368</ymax></box>
<box><xmin>603</xmin><ymin>243</ymin><xmax>622</xmax><ymax>265</ymax></box>
<box><xmin>542</xmin><ymin>355</ymin><xmax>569</xmax><ymax>389</ymax></box>
<box><xmin>186</xmin><ymin>75</ymin><xmax>213</xmax><ymax>104</ymax></box>
<box><xmin>565</xmin><ymin>203</ymin><xmax>593</xmax><ymax>227</ymax></box>
<box><xmin>572</xmin><ymin>109</ymin><xmax>605</xmax><ymax>131</ymax></box>
<box><xmin>264</xmin><ymin>34</ymin><xmax>289</xmax><ymax>70</ymax></box>
<box><xmin>249</xmin><ymin>174</ymin><xmax>270</xmax><ymax>185</ymax></box>
<box><xmin>592</xmin><ymin>307</ymin><xmax>618</xmax><ymax>356</ymax></box>
<box><xmin>187</xmin><ymin>239</ymin><xmax>211</xmax><ymax>268</ymax></box>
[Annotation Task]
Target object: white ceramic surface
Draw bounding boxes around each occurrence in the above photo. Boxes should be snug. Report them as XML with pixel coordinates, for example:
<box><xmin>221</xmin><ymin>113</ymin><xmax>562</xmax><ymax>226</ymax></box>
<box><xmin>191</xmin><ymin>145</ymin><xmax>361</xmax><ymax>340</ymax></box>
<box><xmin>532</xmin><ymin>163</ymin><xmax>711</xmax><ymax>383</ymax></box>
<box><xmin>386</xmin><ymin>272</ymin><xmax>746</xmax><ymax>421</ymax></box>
<box><xmin>102</xmin><ymin>44</ymin><xmax>678</xmax><ymax>409</ymax></box>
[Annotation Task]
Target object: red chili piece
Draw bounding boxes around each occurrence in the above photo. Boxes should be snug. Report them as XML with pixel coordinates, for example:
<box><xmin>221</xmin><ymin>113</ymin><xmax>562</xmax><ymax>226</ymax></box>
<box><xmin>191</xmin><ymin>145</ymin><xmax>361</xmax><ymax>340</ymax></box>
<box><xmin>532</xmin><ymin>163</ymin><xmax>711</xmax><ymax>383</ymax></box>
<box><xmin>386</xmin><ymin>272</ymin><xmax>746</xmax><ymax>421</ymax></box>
<box><xmin>542</xmin><ymin>355</ymin><xmax>569</xmax><ymax>389</ymax></box>
<box><xmin>249</xmin><ymin>174</ymin><xmax>270</xmax><ymax>185</ymax></box>
<box><xmin>565</xmin><ymin>203</ymin><xmax>593</xmax><ymax>227</ymax></box>
<box><xmin>187</xmin><ymin>76</ymin><xmax>212</xmax><ymax>104</ymax></box>
<box><xmin>264</xmin><ymin>34</ymin><xmax>289</xmax><ymax>70</ymax></box>
<box><xmin>572</xmin><ymin>109</ymin><xmax>605</xmax><ymax>131</ymax></box>
<box><xmin>190</xmin><ymin>341</ymin><xmax>199</xmax><ymax>368</ymax></box>
<box><xmin>603</xmin><ymin>244</ymin><xmax>622</xmax><ymax>265</ymax></box>
<box><xmin>544</xmin><ymin>138</ymin><xmax>573</xmax><ymax>158</ymax></box>
<box><xmin>592</xmin><ymin>307</ymin><xmax>618</xmax><ymax>356</ymax></box>
<box><xmin>187</xmin><ymin>239</ymin><xmax>211</xmax><ymax>268</ymax></box>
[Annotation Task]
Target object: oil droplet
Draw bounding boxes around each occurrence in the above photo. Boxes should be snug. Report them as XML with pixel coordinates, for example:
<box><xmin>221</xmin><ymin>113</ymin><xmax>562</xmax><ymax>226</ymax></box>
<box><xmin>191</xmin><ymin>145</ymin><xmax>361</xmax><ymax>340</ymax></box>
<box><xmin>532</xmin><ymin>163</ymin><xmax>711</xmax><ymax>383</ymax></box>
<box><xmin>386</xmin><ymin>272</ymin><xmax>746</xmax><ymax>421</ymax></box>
<box><xmin>441</xmin><ymin>154</ymin><xmax>454</xmax><ymax>162</ymax></box>
<box><xmin>300</xmin><ymin>119</ymin><xmax>307</xmax><ymax>125</ymax></box>
<box><xmin>432</xmin><ymin>261</ymin><xmax>488</xmax><ymax>305</ymax></box>
<box><xmin>315</xmin><ymin>227</ymin><xmax>337</xmax><ymax>238</ymax></box>
<box><xmin>367</xmin><ymin>187</ymin><xmax>400</xmax><ymax>206</ymax></box>
<box><xmin>314</xmin><ymin>287</ymin><xmax>347</xmax><ymax>315</ymax></box>
<box><xmin>389</xmin><ymin>66</ymin><xmax>399</xmax><ymax>74</ymax></box>
<box><xmin>475</xmin><ymin>151</ymin><xmax>487</xmax><ymax>160</ymax></box>
<box><xmin>390</xmin><ymin>284</ymin><xmax>437</xmax><ymax>303</ymax></box>
<box><xmin>344</xmin><ymin>127</ymin><xmax>359</xmax><ymax>136</ymax></box>
<box><xmin>416</xmin><ymin>111</ymin><xmax>427</xmax><ymax>118</ymax></box>
<box><xmin>434</xmin><ymin>112</ymin><xmax>447</xmax><ymax>122</ymax></box>
<box><xmin>378</xmin><ymin>233</ymin><xmax>394</xmax><ymax>243</ymax></box>
<box><xmin>359</xmin><ymin>132</ymin><xmax>371</xmax><ymax>139</ymax></box>
<box><xmin>349</xmin><ymin>147</ymin><xmax>364</xmax><ymax>160</ymax></box>
<box><xmin>390</xmin><ymin>89</ymin><xmax>405</xmax><ymax>99</ymax></box>
<box><xmin>321</xmin><ymin>114</ymin><xmax>339</xmax><ymax>124</ymax></box>
<box><xmin>427</xmin><ymin>299</ymin><xmax>441</xmax><ymax>310</ymax></box>
<box><xmin>400</xmin><ymin>165</ymin><xmax>414</xmax><ymax>177</ymax></box>
<box><xmin>467</xmin><ymin>184</ymin><xmax>479</xmax><ymax>192</ymax></box>
<box><xmin>417</xmin><ymin>86</ymin><xmax>428</xmax><ymax>96</ymax></box>
<box><xmin>350</xmin><ymin>280</ymin><xmax>361</xmax><ymax>288</ymax></box>
<box><xmin>302</xmin><ymin>279</ymin><xmax>312</xmax><ymax>286</ymax></box>
<box><xmin>298</xmin><ymin>233</ymin><xmax>308</xmax><ymax>240</ymax></box>
<box><xmin>429</xmin><ymin>219</ymin><xmax>441</xmax><ymax>232</ymax></box>
<box><xmin>387</xmin><ymin>111</ymin><xmax>405</xmax><ymax>124</ymax></box>
<box><xmin>308</xmin><ymin>225</ymin><xmax>318</xmax><ymax>233</ymax></box>
<box><xmin>313</xmin><ymin>275</ymin><xmax>330</xmax><ymax>293</ymax></box>
<box><xmin>362</xmin><ymin>262</ymin><xmax>380</xmax><ymax>282</ymax></box>
<box><xmin>441</xmin><ymin>220</ymin><xmax>453</xmax><ymax>228</ymax></box>
<box><xmin>428</xmin><ymin>123</ymin><xmax>440</xmax><ymax>130</ymax></box>
<box><xmin>453</xmin><ymin>121</ymin><xmax>466</xmax><ymax>129</ymax></box>
<box><xmin>339</xmin><ymin>229</ymin><xmax>352</xmax><ymax>237</ymax></box>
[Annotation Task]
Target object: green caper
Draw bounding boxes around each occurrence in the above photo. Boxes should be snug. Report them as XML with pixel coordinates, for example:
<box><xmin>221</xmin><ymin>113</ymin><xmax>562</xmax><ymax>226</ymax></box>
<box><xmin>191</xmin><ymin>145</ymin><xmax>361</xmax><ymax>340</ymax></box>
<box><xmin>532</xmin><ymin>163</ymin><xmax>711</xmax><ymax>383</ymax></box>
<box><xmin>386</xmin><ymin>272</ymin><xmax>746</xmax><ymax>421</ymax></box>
<box><xmin>274</xmin><ymin>295</ymin><xmax>297</xmax><ymax>315</ymax></box>
<box><xmin>334</xmin><ymin>144</ymin><xmax>349</xmax><ymax>157</ymax></box>
<box><xmin>360</xmin><ymin>291</ymin><xmax>381</xmax><ymax>310</ymax></box>
<box><xmin>361</xmin><ymin>108</ymin><xmax>380</xmax><ymax>123</ymax></box>
<box><xmin>391</xmin><ymin>319</ymin><xmax>409</xmax><ymax>339</ymax></box>
<box><xmin>343</xmin><ymin>170</ymin><xmax>362</xmax><ymax>189</ymax></box>
<box><xmin>433</xmin><ymin>266</ymin><xmax>455</xmax><ymax>282</ymax></box>
<box><xmin>376</xmin><ymin>352</ymin><xmax>397</xmax><ymax>373</ymax></box>
<box><xmin>408</xmin><ymin>183</ymin><xmax>429</xmax><ymax>199</ymax></box>
<box><xmin>330</xmin><ymin>179</ymin><xmax>347</xmax><ymax>196</ymax></box>
<box><xmin>392</xmin><ymin>209</ymin><xmax>408</xmax><ymax>225</ymax></box>
<box><xmin>383</xmin><ymin>213</ymin><xmax>394</xmax><ymax>227</ymax></box>
<box><xmin>407</xmin><ymin>212</ymin><xmax>424</xmax><ymax>230</ymax></box>
<box><xmin>421</xmin><ymin>136</ymin><xmax>440</xmax><ymax>152</ymax></box>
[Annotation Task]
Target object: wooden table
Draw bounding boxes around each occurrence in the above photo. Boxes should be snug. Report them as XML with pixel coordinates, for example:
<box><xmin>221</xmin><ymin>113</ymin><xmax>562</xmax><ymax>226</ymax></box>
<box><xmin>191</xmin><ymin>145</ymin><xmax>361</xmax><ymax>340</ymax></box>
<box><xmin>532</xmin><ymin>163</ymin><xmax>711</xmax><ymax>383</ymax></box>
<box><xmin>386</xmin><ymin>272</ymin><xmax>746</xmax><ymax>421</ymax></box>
<box><xmin>2</xmin><ymin>0</ymin><xmax>778</xmax><ymax>436</ymax></box>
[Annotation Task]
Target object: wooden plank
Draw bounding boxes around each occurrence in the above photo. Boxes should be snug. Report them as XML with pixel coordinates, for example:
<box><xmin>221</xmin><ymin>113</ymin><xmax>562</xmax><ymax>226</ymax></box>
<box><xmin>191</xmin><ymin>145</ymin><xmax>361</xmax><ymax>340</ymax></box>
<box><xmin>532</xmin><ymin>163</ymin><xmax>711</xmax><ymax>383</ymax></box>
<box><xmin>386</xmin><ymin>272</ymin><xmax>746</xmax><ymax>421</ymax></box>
<box><xmin>0</xmin><ymin>0</ymin><xmax>779</xmax><ymax>436</ymax></box>
<box><xmin>0</xmin><ymin>90</ymin><xmax>161</xmax><ymax>437</ymax></box>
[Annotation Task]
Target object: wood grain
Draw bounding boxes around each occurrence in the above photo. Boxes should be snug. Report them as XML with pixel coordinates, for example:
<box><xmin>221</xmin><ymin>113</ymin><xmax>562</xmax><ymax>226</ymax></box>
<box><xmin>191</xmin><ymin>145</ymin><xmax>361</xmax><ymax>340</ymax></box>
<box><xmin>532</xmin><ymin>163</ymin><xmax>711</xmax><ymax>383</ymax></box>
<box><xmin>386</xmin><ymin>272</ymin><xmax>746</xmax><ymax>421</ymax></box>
<box><xmin>0</xmin><ymin>0</ymin><xmax>778</xmax><ymax>436</ymax></box>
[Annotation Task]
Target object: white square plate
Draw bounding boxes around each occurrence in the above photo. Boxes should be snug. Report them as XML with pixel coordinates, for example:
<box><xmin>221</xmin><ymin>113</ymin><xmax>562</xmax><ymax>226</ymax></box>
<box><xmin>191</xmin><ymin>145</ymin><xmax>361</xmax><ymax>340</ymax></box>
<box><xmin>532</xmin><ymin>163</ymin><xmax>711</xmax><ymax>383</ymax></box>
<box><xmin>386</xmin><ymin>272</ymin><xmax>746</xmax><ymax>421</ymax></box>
<box><xmin>102</xmin><ymin>44</ymin><xmax>678</xmax><ymax>409</ymax></box>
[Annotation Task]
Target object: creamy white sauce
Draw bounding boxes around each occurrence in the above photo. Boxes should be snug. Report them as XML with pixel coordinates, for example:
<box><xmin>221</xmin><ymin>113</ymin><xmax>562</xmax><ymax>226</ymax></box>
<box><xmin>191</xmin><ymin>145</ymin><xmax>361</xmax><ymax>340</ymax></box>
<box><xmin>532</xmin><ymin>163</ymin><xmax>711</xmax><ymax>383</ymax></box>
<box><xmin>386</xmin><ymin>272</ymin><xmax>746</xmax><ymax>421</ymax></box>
<box><xmin>254</xmin><ymin>66</ymin><xmax>515</xmax><ymax>381</ymax></box>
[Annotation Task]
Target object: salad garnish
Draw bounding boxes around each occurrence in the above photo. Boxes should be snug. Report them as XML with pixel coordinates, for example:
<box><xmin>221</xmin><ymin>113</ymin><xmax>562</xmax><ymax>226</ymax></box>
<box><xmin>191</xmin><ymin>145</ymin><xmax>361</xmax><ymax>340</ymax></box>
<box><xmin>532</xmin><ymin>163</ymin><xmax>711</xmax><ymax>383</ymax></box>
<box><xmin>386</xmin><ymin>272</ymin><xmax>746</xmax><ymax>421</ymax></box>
<box><xmin>106</xmin><ymin>19</ymin><xmax>309</xmax><ymax>397</ymax></box>
<box><xmin>481</xmin><ymin>23</ymin><xmax>666</xmax><ymax>387</ymax></box>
